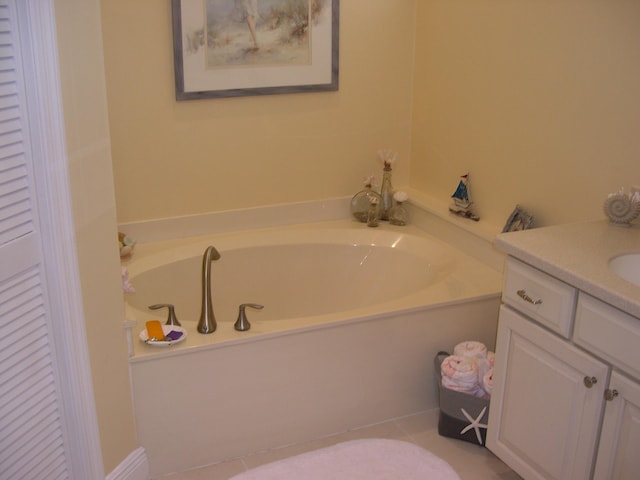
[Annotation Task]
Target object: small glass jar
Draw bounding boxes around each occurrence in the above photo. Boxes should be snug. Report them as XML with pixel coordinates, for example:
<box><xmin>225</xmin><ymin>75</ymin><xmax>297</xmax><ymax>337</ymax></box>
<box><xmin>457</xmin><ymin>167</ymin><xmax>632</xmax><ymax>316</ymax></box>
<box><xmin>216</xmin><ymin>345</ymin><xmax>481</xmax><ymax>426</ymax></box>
<box><xmin>389</xmin><ymin>191</ymin><xmax>409</xmax><ymax>226</ymax></box>
<box><xmin>367</xmin><ymin>199</ymin><xmax>380</xmax><ymax>227</ymax></box>
<box><xmin>389</xmin><ymin>201</ymin><xmax>408</xmax><ymax>226</ymax></box>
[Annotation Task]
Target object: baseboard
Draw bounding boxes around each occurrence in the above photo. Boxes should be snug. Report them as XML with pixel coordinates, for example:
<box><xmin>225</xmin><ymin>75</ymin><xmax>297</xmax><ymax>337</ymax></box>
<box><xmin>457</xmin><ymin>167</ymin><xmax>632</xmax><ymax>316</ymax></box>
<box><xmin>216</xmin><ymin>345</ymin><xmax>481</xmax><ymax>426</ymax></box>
<box><xmin>106</xmin><ymin>447</ymin><xmax>149</xmax><ymax>480</ymax></box>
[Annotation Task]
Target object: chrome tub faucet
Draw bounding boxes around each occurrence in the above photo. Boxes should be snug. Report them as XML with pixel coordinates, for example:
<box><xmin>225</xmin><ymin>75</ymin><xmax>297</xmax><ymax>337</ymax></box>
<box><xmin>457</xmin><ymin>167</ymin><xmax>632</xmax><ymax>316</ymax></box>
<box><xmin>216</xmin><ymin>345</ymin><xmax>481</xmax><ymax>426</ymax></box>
<box><xmin>197</xmin><ymin>245</ymin><xmax>221</xmax><ymax>334</ymax></box>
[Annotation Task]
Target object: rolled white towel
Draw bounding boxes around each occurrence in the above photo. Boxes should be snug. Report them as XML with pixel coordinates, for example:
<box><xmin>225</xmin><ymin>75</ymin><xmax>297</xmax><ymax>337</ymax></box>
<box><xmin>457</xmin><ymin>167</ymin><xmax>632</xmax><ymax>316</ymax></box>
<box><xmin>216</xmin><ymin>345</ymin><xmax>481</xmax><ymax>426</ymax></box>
<box><xmin>454</xmin><ymin>341</ymin><xmax>492</xmax><ymax>383</ymax></box>
<box><xmin>480</xmin><ymin>351</ymin><xmax>496</xmax><ymax>387</ymax></box>
<box><xmin>476</xmin><ymin>358</ymin><xmax>492</xmax><ymax>384</ymax></box>
<box><xmin>482</xmin><ymin>368</ymin><xmax>494</xmax><ymax>397</ymax></box>
<box><xmin>454</xmin><ymin>341</ymin><xmax>488</xmax><ymax>361</ymax></box>
<box><xmin>440</xmin><ymin>355</ymin><xmax>484</xmax><ymax>397</ymax></box>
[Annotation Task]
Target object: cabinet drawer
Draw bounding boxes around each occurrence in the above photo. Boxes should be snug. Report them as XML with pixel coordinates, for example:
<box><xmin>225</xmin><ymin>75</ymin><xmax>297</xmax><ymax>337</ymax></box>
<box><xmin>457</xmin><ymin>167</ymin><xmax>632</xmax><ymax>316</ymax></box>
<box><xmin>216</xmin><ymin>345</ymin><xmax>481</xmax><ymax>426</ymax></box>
<box><xmin>502</xmin><ymin>257</ymin><xmax>577</xmax><ymax>338</ymax></box>
<box><xmin>574</xmin><ymin>293</ymin><xmax>640</xmax><ymax>380</ymax></box>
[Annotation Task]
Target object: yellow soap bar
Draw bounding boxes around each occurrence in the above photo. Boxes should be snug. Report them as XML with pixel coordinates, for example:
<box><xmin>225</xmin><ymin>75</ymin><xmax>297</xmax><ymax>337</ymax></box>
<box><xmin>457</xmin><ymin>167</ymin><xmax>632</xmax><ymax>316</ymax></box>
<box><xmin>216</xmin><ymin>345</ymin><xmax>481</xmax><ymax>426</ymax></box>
<box><xmin>145</xmin><ymin>320</ymin><xmax>165</xmax><ymax>341</ymax></box>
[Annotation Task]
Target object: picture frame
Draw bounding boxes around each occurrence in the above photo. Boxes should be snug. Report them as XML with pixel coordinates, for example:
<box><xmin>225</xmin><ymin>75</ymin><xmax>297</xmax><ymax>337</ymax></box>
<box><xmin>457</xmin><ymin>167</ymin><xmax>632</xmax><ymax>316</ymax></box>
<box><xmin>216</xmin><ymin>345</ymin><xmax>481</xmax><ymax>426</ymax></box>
<box><xmin>172</xmin><ymin>0</ymin><xmax>339</xmax><ymax>100</ymax></box>
<box><xmin>502</xmin><ymin>205</ymin><xmax>534</xmax><ymax>233</ymax></box>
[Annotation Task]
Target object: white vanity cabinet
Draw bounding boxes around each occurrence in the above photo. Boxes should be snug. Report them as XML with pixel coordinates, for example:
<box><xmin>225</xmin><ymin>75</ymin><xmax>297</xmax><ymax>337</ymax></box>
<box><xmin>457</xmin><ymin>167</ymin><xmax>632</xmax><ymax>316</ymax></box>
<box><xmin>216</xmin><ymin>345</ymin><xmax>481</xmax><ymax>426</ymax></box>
<box><xmin>575</xmin><ymin>293</ymin><xmax>640</xmax><ymax>479</ymax></box>
<box><xmin>592</xmin><ymin>371</ymin><xmax>640</xmax><ymax>479</ymax></box>
<box><xmin>487</xmin><ymin>304</ymin><xmax>608</xmax><ymax>479</ymax></box>
<box><xmin>487</xmin><ymin>256</ymin><xmax>640</xmax><ymax>480</ymax></box>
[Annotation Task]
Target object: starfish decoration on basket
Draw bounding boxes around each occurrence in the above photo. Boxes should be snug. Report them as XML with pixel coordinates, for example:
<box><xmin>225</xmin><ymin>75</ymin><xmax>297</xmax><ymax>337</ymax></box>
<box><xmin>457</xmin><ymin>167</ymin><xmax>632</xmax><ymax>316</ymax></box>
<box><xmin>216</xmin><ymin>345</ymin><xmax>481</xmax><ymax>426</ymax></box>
<box><xmin>460</xmin><ymin>406</ymin><xmax>488</xmax><ymax>445</ymax></box>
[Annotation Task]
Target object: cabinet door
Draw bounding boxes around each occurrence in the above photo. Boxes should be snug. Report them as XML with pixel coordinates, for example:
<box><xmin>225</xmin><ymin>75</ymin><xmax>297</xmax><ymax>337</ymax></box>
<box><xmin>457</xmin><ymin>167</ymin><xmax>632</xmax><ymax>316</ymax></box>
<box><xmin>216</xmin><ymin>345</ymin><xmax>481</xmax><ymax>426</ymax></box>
<box><xmin>593</xmin><ymin>371</ymin><xmax>640</xmax><ymax>480</ymax></box>
<box><xmin>487</xmin><ymin>305</ymin><xmax>608</xmax><ymax>480</ymax></box>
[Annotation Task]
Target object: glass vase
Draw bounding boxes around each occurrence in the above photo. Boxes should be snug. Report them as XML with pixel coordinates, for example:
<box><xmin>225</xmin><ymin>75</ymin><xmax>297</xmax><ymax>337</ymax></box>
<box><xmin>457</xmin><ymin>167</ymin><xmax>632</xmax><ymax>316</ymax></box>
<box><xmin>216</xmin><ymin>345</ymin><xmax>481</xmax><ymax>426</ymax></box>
<box><xmin>379</xmin><ymin>166</ymin><xmax>393</xmax><ymax>221</ymax></box>
<box><xmin>351</xmin><ymin>185</ymin><xmax>382</xmax><ymax>223</ymax></box>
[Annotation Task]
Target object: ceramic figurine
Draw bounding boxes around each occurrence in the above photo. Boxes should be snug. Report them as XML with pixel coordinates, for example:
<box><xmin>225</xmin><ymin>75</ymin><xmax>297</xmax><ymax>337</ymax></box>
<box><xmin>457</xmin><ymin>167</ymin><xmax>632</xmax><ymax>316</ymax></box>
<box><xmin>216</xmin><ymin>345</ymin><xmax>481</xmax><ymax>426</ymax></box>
<box><xmin>604</xmin><ymin>189</ymin><xmax>640</xmax><ymax>227</ymax></box>
<box><xmin>449</xmin><ymin>173</ymin><xmax>479</xmax><ymax>221</ymax></box>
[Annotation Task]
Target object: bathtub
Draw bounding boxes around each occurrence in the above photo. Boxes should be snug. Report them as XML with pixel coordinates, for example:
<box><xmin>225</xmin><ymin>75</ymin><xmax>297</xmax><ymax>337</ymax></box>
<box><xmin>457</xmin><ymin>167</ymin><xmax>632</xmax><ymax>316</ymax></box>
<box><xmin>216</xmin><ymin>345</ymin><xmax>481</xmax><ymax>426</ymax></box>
<box><xmin>126</xmin><ymin>220</ymin><xmax>502</xmax><ymax>476</ymax></box>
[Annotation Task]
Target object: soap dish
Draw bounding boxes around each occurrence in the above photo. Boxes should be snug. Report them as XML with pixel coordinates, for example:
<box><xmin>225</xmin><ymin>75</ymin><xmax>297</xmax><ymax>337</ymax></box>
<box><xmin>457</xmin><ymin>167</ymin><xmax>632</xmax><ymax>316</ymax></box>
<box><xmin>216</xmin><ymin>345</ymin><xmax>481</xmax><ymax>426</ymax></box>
<box><xmin>139</xmin><ymin>325</ymin><xmax>187</xmax><ymax>347</ymax></box>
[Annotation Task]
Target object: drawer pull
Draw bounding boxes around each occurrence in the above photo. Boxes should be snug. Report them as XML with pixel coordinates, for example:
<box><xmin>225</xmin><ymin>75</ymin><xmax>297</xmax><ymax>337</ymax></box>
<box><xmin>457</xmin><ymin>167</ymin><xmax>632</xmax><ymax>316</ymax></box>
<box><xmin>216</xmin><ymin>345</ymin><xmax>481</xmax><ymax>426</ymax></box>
<box><xmin>605</xmin><ymin>389</ymin><xmax>619</xmax><ymax>401</ymax></box>
<box><xmin>583</xmin><ymin>376</ymin><xmax>598</xmax><ymax>388</ymax></box>
<box><xmin>516</xmin><ymin>289</ymin><xmax>543</xmax><ymax>305</ymax></box>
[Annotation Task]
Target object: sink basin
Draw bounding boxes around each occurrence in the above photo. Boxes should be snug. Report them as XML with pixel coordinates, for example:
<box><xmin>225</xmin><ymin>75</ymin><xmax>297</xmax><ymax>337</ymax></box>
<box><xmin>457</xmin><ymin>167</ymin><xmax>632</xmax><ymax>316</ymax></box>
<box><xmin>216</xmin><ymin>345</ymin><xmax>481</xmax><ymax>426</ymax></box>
<box><xmin>609</xmin><ymin>253</ymin><xmax>640</xmax><ymax>287</ymax></box>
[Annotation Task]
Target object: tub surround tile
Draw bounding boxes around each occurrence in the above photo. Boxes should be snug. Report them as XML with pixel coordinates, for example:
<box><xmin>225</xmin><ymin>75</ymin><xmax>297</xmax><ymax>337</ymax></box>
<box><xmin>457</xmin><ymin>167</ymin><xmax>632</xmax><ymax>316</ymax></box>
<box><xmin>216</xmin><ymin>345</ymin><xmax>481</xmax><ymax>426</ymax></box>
<box><xmin>118</xmin><ymin>193</ymin><xmax>505</xmax><ymax>271</ymax></box>
<box><xmin>118</xmin><ymin>189</ymin><xmax>505</xmax><ymax>248</ymax></box>
<box><xmin>405</xmin><ymin>188</ymin><xmax>501</xmax><ymax>242</ymax></box>
<box><xmin>119</xmin><ymin>197</ymin><xmax>351</xmax><ymax>244</ymax></box>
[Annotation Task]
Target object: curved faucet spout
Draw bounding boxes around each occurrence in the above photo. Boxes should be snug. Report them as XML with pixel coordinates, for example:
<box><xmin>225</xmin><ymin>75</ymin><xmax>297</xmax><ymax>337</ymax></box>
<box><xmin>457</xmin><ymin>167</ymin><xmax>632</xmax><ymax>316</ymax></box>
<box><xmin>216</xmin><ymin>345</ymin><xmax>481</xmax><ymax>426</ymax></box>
<box><xmin>197</xmin><ymin>245</ymin><xmax>221</xmax><ymax>334</ymax></box>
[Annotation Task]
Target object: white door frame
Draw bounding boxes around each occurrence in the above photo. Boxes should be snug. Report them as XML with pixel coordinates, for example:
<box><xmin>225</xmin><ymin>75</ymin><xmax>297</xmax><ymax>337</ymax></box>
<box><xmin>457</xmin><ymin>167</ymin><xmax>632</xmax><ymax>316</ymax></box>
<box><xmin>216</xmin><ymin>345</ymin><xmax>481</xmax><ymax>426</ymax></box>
<box><xmin>18</xmin><ymin>1</ymin><xmax>104</xmax><ymax>477</ymax></box>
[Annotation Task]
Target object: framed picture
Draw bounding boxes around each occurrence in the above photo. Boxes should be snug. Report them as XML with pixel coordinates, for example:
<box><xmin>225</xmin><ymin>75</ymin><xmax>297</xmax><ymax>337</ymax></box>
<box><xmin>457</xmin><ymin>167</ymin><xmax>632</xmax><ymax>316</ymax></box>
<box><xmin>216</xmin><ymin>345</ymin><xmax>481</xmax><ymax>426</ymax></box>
<box><xmin>172</xmin><ymin>0</ymin><xmax>339</xmax><ymax>100</ymax></box>
<box><xmin>502</xmin><ymin>205</ymin><xmax>534</xmax><ymax>233</ymax></box>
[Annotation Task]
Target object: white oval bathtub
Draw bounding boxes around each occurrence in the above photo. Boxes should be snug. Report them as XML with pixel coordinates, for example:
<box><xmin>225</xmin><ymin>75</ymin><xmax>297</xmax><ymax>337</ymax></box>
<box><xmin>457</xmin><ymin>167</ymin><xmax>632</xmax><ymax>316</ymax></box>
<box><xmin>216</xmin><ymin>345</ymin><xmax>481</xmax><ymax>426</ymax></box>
<box><xmin>128</xmin><ymin>233</ymin><xmax>450</xmax><ymax>323</ymax></box>
<box><xmin>126</xmin><ymin>220</ymin><xmax>503</xmax><ymax>476</ymax></box>
<box><xmin>125</xmin><ymin>221</ymin><xmax>500</xmax><ymax>356</ymax></box>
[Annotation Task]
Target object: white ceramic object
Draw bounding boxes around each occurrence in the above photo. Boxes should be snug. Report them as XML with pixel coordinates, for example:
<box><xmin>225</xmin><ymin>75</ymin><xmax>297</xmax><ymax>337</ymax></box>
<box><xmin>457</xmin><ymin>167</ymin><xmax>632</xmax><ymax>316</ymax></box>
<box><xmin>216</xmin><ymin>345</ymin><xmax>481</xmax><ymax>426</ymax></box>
<box><xmin>119</xmin><ymin>234</ymin><xmax>136</xmax><ymax>257</ymax></box>
<box><xmin>603</xmin><ymin>191</ymin><xmax>640</xmax><ymax>226</ymax></box>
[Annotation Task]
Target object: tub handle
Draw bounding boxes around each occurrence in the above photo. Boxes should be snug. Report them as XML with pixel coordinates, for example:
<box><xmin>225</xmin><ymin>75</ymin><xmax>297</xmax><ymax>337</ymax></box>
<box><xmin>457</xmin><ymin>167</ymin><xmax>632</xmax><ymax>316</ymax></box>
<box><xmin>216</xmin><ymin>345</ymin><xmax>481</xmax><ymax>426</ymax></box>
<box><xmin>235</xmin><ymin>303</ymin><xmax>264</xmax><ymax>332</ymax></box>
<box><xmin>149</xmin><ymin>303</ymin><xmax>181</xmax><ymax>326</ymax></box>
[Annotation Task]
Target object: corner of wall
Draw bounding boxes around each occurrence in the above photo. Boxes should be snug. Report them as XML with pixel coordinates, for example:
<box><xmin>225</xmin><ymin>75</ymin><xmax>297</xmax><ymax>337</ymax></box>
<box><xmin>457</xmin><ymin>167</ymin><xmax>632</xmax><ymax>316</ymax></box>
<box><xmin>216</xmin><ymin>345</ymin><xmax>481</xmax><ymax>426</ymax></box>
<box><xmin>404</xmin><ymin>186</ymin><xmax>505</xmax><ymax>272</ymax></box>
<box><xmin>105</xmin><ymin>447</ymin><xmax>149</xmax><ymax>480</ymax></box>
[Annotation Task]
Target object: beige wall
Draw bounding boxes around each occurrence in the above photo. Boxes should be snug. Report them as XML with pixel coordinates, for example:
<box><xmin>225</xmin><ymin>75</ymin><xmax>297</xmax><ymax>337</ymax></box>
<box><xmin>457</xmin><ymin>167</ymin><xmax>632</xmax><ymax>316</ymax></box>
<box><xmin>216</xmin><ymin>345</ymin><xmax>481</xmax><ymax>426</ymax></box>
<box><xmin>412</xmin><ymin>0</ymin><xmax>640</xmax><ymax>227</ymax></box>
<box><xmin>55</xmin><ymin>0</ymin><xmax>138</xmax><ymax>473</ymax></box>
<box><xmin>105</xmin><ymin>0</ymin><xmax>640</xmax><ymax>230</ymax></box>
<box><xmin>102</xmin><ymin>0</ymin><xmax>416</xmax><ymax>224</ymax></box>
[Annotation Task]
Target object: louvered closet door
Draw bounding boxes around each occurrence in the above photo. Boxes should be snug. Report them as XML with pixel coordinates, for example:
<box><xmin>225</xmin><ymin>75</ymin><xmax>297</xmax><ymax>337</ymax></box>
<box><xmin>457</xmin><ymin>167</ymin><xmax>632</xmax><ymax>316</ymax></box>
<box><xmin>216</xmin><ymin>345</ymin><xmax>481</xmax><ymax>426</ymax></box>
<box><xmin>0</xmin><ymin>0</ymin><xmax>72</xmax><ymax>478</ymax></box>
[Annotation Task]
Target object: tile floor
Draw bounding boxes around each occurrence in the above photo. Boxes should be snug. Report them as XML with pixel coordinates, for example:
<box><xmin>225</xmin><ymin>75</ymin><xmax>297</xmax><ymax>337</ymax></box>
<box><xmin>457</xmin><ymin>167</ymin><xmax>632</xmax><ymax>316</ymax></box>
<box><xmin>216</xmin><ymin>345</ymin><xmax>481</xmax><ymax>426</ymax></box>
<box><xmin>153</xmin><ymin>409</ymin><xmax>522</xmax><ymax>479</ymax></box>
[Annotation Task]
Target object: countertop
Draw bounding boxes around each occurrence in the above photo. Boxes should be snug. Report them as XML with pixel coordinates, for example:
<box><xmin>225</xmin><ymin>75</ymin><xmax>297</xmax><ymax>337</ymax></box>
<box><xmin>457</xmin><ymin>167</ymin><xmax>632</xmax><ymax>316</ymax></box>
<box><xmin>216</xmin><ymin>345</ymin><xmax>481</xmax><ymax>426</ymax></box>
<box><xmin>494</xmin><ymin>220</ymin><xmax>640</xmax><ymax>319</ymax></box>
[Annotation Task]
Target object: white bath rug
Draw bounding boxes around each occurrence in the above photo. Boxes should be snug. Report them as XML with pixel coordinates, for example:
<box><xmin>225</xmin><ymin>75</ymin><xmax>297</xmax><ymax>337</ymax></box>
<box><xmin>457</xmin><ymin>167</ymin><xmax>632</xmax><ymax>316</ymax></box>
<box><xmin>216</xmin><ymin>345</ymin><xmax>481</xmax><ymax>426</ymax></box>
<box><xmin>228</xmin><ymin>438</ymin><xmax>461</xmax><ymax>480</ymax></box>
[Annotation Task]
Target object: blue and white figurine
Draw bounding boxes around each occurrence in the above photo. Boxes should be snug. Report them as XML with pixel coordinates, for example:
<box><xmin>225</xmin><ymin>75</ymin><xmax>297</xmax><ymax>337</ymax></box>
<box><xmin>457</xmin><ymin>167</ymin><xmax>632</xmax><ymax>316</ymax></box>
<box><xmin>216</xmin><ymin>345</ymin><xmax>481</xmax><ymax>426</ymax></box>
<box><xmin>449</xmin><ymin>173</ymin><xmax>479</xmax><ymax>221</ymax></box>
